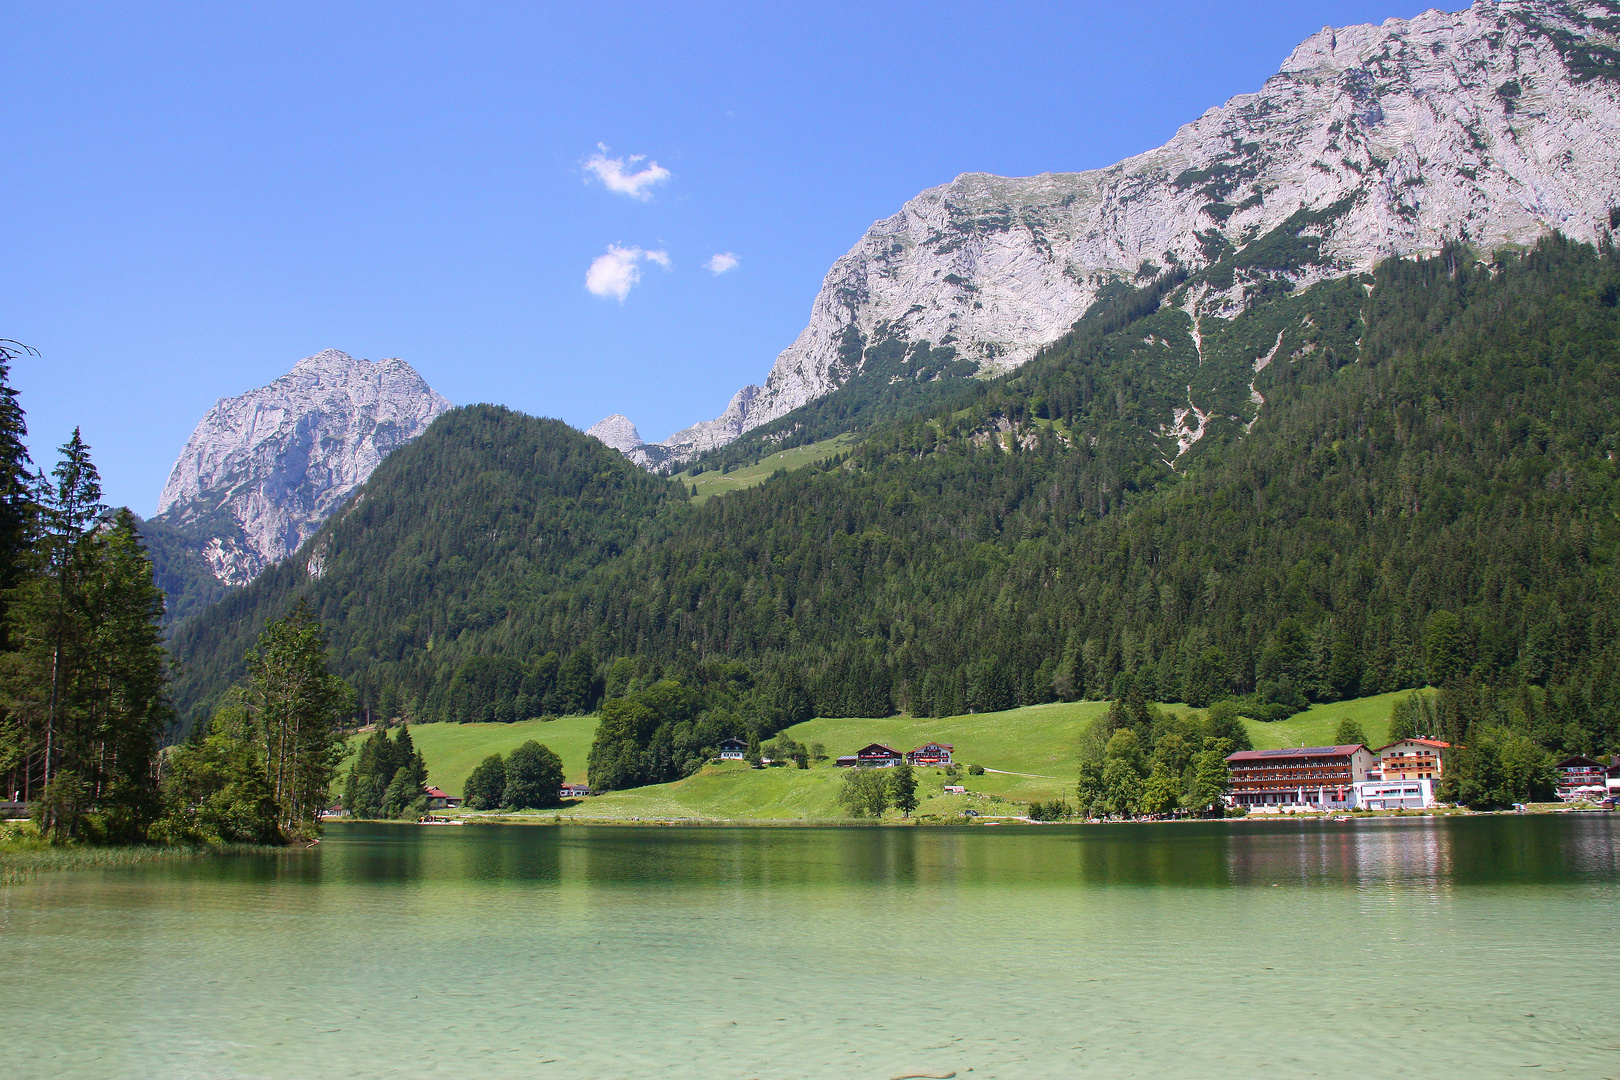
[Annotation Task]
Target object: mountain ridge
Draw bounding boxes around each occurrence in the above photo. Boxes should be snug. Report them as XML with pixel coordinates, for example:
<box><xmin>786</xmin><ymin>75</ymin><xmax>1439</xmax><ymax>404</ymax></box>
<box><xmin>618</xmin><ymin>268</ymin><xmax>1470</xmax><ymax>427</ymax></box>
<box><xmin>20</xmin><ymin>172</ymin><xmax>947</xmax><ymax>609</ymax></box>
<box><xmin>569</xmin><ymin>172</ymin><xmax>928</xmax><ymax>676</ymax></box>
<box><xmin>602</xmin><ymin>0</ymin><xmax>1620</xmax><ymax>470</ymax></box>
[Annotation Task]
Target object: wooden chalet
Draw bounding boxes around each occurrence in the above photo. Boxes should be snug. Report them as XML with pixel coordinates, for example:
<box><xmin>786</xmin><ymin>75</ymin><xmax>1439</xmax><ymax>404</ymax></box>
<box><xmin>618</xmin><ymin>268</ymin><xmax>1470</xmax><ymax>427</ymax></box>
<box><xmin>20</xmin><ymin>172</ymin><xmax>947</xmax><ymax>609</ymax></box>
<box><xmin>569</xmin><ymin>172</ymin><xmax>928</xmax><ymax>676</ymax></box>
<box><xmin>560</xmin><ymin>783</ymin><xmax>594</xmax><ymax>799</ymax></box>
<box><xmin>424</xmin><ymin>786</ymin><xmax>463</xmax><ymax>810</ymax></box>
<box><xmin>718</xmin><ymin>737</ymin><xmax>748</xmax><ymax>761</ymax></box>
<box><xmin>836</xmin><ymin>743</ymin><xmax>905</xmax><ymax>767</ymax></box>
<box><xmin>906</xmin><ymin>742</ymin><xmax>953</xmax><ymax>766</ymax></box>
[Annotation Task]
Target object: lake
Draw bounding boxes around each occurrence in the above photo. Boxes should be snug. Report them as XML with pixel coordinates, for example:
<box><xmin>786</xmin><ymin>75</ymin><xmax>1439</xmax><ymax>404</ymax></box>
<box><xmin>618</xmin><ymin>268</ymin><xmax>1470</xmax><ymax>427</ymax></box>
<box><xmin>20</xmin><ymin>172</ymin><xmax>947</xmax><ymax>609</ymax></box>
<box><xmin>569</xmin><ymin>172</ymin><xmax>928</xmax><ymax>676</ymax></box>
<box><xmin>4</xmin><ymin>815</ymin><xmax>1618</xmax><ymax>1079</ymax></box>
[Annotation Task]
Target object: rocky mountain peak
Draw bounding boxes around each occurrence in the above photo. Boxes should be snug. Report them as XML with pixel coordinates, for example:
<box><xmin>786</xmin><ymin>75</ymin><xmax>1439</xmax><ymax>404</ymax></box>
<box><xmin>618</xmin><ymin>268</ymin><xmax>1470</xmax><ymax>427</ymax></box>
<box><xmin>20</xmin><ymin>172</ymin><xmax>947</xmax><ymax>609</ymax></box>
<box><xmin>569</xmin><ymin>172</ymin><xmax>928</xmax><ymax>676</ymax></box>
<box><xmin>585</xmin><ymin>414</ymin><xmax>646</xmax><ymax>454</ymax></box>
<box><xmin>155</xmin><ymin>350</ymin><xmax>452</xmax><ymax>585</ymax></box>
<box><xmin>609</xmin><ymin>0</ymin><xmax>1620</xmax><ymax>470</ymax></box>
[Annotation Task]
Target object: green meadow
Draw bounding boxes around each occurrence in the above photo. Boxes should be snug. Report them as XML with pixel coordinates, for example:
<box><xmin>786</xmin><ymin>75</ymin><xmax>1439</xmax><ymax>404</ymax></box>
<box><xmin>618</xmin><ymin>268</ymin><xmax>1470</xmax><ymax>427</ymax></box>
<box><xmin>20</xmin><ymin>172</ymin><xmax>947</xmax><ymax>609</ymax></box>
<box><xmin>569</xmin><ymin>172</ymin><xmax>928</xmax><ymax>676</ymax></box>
<box><xmin>671</xmin><ymin>434</ymin><xmax>855</xmax><ymax>504</ymax></box>
<box><xmin>350</xmin><ymin>714</ymin><xmax>600</xmax><ymax>793</ymax></box>
<box><xmin>384</xmin><ymin>689</ymin><xmax>1427</xmax><ymax>818</ymax></box>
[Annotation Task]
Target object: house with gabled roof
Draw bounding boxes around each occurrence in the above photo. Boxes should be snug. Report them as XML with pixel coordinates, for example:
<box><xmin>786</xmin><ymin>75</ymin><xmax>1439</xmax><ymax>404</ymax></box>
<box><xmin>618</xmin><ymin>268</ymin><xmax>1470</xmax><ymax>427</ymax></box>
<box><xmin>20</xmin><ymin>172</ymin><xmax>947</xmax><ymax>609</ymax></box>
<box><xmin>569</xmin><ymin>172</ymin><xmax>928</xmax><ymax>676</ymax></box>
<box><xmin>907</xmin><ymin>742</ymin><xmax>953</xmax><ymax>766</ymax></box>
<box><xmin>424</xmin><ymin>786</ymin><xmax>463</xmax><ymax>810</ymax></box>
<box><xmin>1374</xmin><ymin>738</ymin><xmax>1454</xmax><ymax>782</ymax></box>
<box><xmin>836</xmin><ymin>743</ymin><xmax>904</xmax><ymax>767</ymax></box>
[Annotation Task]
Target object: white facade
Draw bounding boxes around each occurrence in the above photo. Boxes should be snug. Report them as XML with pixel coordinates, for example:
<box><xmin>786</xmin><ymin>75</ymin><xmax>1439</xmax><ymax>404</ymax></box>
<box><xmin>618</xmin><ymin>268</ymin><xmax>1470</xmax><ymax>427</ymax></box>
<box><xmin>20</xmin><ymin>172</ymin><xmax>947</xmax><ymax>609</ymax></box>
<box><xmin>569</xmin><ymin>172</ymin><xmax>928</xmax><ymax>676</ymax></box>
<box><xmin>1352</xmin><ymin>778</ymin><xmax>1436</xmax><ymax>810</ymax></box>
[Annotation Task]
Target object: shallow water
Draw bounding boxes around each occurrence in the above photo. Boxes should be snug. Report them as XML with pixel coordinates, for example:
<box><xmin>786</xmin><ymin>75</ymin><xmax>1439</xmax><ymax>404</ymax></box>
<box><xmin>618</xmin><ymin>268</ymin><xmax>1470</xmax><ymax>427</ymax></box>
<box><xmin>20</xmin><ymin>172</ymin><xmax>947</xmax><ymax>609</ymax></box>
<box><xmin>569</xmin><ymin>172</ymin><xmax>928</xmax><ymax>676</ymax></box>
<box><xmin>4</xmin><ymin>816</ymin><xmax>1618</xmax><ymax>1079</ymax></box>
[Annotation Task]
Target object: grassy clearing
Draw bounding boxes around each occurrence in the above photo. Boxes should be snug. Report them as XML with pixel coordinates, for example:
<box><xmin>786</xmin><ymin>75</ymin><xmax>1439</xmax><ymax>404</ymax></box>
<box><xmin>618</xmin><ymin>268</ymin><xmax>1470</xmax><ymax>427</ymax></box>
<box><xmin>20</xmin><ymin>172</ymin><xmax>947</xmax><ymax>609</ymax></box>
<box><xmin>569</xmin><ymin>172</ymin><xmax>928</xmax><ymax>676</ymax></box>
<box><xmin>671</xmin><ymin>434</ymin><xmax>855</xmax><ymax>504</ymax></box>
<box><xmin>488</xmin><ymin>761</ymin><xmax>848</xmax><ymax>822</ymax></box>
<box><xmin>1242</xmin><ymin>689</ymin><xmax>1431</xmax><ymax>751</ymax></box>
<box><xmin>499</xmin><ymin>762</ymin><xmax>1035</xmax><ymax>823</ymax></box>
<box><xmin>400</xmin><ymin>690</ymin><xmax>1418</xmax><ymax>816</ymax></box>
<box><xmin>348</xmin><ymin>714</ymin><xmax>598</xmax><ymax>796</ymax></box>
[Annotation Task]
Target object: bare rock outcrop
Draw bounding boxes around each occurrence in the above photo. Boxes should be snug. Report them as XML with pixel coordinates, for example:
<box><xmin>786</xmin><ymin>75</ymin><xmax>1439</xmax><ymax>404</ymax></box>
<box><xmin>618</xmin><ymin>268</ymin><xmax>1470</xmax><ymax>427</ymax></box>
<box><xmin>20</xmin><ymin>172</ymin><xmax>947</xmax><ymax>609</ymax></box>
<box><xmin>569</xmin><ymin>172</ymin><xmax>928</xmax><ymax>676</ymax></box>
<box><xmin>619</xmin><ymin>0</ymin><xmax>1620</xmax><ymax>469</ymax></box>
<box><xmin>155</xmin><ymin>349</ymin><xmax>452</xmax><ymax>584</ymax></box>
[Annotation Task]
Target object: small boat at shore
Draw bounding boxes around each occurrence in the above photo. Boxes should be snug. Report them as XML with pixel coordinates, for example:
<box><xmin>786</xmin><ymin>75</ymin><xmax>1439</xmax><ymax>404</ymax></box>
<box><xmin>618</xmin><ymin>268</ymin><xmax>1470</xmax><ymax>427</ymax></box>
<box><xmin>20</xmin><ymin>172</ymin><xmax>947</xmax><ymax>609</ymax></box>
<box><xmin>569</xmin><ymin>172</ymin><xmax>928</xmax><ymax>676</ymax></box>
<box><xmin>417</xmin><ymin>816</ymin><xmax>465</xmax><ymax>825</ymax></box>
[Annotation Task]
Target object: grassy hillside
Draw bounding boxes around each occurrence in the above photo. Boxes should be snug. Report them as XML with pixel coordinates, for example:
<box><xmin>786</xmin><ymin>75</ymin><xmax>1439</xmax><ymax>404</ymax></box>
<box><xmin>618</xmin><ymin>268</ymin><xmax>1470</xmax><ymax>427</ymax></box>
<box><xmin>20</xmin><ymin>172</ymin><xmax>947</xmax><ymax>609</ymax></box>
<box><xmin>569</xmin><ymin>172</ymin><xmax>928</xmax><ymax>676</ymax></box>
<box><xmin>538</xmin><ymin>761</ymin><xmax>1039</xmax><ymax>822</ymax></box>
<box><xmin>1242</xmin><ymin>690</ymin><xmax>1427</xmax><ymax>751</ymax></box>
<box><xmin>781</xmin><ymin>701</ymin><xmax>1110</xmax><ymax>779</ymax></box>
<box><xmin>554</xmin><ymin>761</ymin><xmax>848</xmax><ymax>820</ymax></box>
<box><xmin>400</xmin><ymin>690</ymin><xmax>1415</xmax><ymax>813</ymax></box>
<box><xmin>673</xmin><ymin>434</ymin><xmax>855</xmax><ymax>504</ymax></box>
<box><xmin>357</xmin><ymin>715</ymin><xmax>599</xmax><ymax>794</ymax></box>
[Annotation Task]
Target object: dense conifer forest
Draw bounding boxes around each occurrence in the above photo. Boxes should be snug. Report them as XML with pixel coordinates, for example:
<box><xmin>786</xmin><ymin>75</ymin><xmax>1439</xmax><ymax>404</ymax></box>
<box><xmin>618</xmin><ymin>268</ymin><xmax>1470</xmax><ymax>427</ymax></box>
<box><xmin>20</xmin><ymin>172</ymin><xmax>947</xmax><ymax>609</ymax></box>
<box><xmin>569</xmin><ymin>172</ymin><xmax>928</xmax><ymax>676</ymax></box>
<box><xmin>166</xmin><ymin>236</ymin><xmax>1620</xmax><ymax>792</ymax></box>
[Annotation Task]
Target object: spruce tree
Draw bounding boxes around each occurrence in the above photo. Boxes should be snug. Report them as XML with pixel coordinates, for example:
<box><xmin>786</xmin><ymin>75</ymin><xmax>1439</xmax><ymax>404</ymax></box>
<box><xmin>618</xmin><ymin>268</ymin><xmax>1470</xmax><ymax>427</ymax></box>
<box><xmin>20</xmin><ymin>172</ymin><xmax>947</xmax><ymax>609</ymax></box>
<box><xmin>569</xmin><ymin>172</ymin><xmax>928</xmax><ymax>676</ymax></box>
<box><xmin>242</xmin><ymin>600</ymin><xmax>353</xmax><ymax>835</ymax></box>
<box><xmin>0</xmin><ymin>341</ymin><xmax>37</xmax><ymax>633</ymax></box>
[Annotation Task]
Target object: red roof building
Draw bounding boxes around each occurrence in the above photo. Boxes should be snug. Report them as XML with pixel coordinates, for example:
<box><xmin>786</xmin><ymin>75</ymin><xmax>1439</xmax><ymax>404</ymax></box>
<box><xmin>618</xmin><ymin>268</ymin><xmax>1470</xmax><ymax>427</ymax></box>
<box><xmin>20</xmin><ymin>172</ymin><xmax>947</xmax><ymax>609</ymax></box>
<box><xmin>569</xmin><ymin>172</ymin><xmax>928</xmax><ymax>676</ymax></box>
<box><xmin>1554</xmin><ymin>756</ymin><xmax>1608</xmax><ymax>802</ymax></box>
<box><xmin>836</xmin><ymin>743</ymin><xmax>905</xmax><ymax>767</ymax></box>
<box><xmin>1374</xmin><ymin>738</ymin><xmax>1454</xmax><ymax>782</ymax></box>
<box><xmin>1225</xmin><ymin>744</ymin><xmax>1379</xmax><ymax>810</ymax></box>
<box><xmin>906</xmin><ymin>743</ymin><xmax>954</xmax><ymax>766</ymax></box>
<box><xmin>424</xmin><ymin>786</ymin><xmax>463</xmax><ymax>810</ymax></box>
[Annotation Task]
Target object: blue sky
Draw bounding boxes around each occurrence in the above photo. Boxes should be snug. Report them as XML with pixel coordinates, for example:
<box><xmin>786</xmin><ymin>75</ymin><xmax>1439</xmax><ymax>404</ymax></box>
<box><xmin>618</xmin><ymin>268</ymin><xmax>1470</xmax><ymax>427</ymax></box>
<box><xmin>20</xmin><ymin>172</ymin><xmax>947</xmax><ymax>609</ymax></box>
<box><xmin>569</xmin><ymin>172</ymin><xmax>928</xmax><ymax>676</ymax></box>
<box><xmin>1</xmin><ymin>0</ymin><xmax>1434</xmax><ymax>513</ymax></box>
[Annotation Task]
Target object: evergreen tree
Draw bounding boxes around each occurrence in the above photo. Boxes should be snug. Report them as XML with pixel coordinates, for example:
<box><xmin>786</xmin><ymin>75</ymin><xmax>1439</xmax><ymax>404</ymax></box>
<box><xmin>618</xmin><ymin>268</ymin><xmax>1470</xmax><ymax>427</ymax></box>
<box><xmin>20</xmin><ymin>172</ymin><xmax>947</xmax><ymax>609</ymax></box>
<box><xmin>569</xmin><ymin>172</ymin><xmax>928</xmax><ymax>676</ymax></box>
<box><xmin>341</xmin><ymin>723</ymin><xmax>429</xmax><ymax>818</ymax></box>
<box><xmin>242</xmin><ymin>600</ymin><xmax>353</xmax><ymax>835</ymax></box>
<box><xmin>0</xmin><ymin>340</ymin><xmax>37</xmax><ymax>637</ymax></box>
<box><xmin>74</xmin><ymin>510</ymin><xmax>172</xmax><ymax>840</ymax></box>
<box><xmin>4</xmin><ymin>436</ymin><xmax>171</xmax><ymax>840</ymax></box>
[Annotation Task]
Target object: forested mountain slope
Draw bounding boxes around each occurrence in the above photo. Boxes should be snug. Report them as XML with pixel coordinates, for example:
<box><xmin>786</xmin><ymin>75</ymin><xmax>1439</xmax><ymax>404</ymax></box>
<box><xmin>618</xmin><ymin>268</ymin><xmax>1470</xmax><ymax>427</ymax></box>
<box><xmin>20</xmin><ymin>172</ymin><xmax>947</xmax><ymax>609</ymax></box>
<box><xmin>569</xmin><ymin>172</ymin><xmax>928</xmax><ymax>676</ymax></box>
<box><xmin>168</xmin><ymin>406</ymin><xmax>686</xmax><ymax>725</ymax></box>
<box><xmin>172</xmin><ymin>237</ymin><xmax>1620</xmax><ymax>763</ymax></box>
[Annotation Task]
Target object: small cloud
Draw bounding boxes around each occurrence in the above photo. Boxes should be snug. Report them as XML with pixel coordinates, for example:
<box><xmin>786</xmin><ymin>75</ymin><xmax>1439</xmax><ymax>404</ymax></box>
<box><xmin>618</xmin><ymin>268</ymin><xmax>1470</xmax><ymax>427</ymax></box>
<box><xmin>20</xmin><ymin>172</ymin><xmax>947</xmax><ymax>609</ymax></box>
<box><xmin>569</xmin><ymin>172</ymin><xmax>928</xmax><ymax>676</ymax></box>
<box><xmin>585</xmin><ymin>245</ymin><xmax>672</xmax><ymax>302</ymax></box>
<box><xmin>583</xmin><ymin>143</ymin><xmax>671</xmax><ymax>201</ymax></box>
<box><xmin>705</xmin><ymin>252</ymin><xmax>739</xmax><ymax>275</ymax></box>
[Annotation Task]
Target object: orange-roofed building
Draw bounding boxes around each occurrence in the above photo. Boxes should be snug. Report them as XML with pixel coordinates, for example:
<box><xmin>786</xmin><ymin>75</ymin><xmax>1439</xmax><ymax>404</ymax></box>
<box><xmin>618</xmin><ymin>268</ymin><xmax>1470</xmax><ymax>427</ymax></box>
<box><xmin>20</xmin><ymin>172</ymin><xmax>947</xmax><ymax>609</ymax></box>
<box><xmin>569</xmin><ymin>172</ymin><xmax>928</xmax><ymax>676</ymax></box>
<box><xmin>1375</xmin><ymin>739</ymin><xmax>1454</xmax><ymax>782</ymax></box>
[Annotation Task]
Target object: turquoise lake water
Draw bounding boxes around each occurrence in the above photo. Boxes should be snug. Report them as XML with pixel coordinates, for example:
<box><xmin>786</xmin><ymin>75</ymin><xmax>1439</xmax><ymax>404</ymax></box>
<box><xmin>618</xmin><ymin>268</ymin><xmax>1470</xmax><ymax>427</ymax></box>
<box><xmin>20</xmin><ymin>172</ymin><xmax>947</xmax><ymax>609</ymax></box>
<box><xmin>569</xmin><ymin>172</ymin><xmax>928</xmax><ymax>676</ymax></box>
<box><xmin>3</xmin><ymin>815</ymin><xmax>1618</xmax><ymax>1079</ymax></box>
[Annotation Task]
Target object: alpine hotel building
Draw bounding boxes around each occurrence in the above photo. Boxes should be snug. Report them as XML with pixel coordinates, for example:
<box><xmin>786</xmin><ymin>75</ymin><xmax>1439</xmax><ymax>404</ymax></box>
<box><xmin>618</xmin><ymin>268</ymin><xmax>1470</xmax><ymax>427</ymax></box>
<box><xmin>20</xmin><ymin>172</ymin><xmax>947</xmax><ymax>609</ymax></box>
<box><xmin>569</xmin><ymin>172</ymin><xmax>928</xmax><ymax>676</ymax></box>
<box><xmin>1224</xmin><ymin>744</ymin><xmax>1380</xmax><ymax>810</ymax></box>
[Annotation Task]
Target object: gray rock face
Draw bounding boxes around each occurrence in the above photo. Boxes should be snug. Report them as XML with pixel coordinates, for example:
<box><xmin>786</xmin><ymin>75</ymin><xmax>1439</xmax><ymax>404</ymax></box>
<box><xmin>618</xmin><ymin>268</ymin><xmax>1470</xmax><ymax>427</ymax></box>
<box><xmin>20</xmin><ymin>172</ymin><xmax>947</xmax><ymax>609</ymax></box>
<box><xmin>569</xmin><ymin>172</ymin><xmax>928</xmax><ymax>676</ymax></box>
<box><xmin>155</xmin><ymin>349</ymin><xmax>452</xmax><ymax>584</ymax></box>
<box><xmin>584</xmin><ymin>414</ymin><xmax>646</xmax><ymax>454</ymax></box>
<box><xmin>624</xmin><ymin>0</ymin><xmax>1620</xmax><ymax>468</ymax></box>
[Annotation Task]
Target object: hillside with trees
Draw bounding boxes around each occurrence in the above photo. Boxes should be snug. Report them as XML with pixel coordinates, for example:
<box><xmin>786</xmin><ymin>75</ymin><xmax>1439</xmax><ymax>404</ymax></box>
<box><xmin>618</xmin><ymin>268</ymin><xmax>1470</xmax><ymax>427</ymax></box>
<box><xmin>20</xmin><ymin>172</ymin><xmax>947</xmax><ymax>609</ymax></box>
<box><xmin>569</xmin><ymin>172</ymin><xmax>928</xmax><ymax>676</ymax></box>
<box><xmin>166</xmin><ymin>236</ymin><xmax>1620</xmax><ymax>797</ymax></box>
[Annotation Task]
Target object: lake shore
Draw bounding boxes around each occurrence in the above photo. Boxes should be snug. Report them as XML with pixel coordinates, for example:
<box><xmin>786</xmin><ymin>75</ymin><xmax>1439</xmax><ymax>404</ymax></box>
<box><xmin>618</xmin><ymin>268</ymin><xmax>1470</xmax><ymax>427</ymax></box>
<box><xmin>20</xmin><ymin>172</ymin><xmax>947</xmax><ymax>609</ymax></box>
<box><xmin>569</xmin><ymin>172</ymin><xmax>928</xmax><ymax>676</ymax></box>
<box><xmin>387</xmin><ymin>802</ymin><xmax>1607</xmax><ymax>829</ymax></box>
<box><xmin>0</xmin><ymin>827</ymin><xmax>298</xmax><ymax>884</ymax></box>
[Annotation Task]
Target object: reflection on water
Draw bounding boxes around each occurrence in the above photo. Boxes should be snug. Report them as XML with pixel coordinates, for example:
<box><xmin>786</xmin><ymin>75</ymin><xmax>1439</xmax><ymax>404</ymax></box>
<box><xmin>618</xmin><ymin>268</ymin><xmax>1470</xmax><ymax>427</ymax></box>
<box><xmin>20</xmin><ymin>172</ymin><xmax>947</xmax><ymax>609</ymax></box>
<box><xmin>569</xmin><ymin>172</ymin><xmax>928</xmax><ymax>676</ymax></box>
<box><xmin>299</xmin><ymin>815</ymin><xmax>1620</xmax><ymax>891</ymax></box>
<box><xmin>4</xmin><ymin>816</ymin><xmax>1617</xmax><ymax>1080</ymax></box>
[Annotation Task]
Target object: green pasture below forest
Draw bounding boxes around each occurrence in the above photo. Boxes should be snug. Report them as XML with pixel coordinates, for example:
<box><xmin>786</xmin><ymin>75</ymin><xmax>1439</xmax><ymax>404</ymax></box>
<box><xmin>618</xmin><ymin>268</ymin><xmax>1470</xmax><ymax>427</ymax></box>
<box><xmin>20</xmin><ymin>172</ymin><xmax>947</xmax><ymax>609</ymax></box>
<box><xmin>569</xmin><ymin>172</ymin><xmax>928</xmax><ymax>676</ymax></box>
<box><xmin>387</xmin><ymin>689</ymin><xmax>1427</xmax><ymax>816</ymax></box>
<box><xmin>671</xmin><ymin>434</ymin><xmax>855</xmax><ymax>504</ymax></box>
<box><xmin>348</xmin><ymin>714</ymin><xmax>599</xmax><ymax>793</ymax></box>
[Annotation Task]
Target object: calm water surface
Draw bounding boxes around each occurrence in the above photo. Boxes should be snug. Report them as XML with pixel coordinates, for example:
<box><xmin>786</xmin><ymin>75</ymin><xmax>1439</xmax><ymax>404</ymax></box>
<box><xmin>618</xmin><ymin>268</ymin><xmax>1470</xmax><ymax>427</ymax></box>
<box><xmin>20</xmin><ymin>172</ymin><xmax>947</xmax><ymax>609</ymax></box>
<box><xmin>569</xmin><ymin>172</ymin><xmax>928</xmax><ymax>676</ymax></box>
<box><xmin>4</xmin><ymin>816</ymin><xmax>1618</xmax><ymax>1079</ymax></box>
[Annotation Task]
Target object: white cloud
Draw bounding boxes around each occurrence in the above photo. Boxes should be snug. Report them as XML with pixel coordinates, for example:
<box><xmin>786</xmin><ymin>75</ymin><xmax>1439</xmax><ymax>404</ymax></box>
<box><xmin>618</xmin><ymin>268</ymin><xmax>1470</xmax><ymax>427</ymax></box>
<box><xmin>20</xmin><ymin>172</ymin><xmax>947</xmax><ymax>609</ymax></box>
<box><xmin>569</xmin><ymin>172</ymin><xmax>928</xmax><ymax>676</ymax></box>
<box><xmin>705</xmin><ymin>252</ymin><xmax>739</xmax><ymax>275</ymax></box>
<box><xmin>585</xmin><ymin>245</ymin><xmax>671</xmax><ymax>302</ymax></box>
<box><xmin>583</xmin><ymin>143</ymin><xmax>671</xmax><ymax>201</ymax></box>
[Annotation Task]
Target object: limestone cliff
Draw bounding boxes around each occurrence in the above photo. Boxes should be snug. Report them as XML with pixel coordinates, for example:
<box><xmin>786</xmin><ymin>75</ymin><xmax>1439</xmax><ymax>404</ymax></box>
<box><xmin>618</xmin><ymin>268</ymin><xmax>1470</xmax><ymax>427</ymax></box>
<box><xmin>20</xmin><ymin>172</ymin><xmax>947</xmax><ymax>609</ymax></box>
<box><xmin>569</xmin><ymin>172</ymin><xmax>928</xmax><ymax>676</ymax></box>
<box><xmin>155</xmin><ymin>349</ymin><xmax>452</xmax><ymax>585</ymax></box>
<box><xmin>617</xmin><ymin>0</ymin><xmax>1620</xmax><ymax>468</ymax></box>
